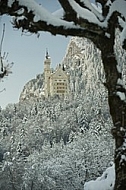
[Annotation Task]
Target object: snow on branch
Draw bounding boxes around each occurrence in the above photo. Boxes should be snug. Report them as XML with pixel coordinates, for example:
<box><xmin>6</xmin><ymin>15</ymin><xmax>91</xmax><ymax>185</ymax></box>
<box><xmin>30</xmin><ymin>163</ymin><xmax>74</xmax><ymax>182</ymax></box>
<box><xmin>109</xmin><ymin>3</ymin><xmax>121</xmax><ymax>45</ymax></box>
<box><xmin>0</xmin><ymin>0</ymin><xmax>104</xmax><ymax>40</ymax></box>
<box><xmin>84</xmin><ymin>163</ymin><xmax>115</xmax><ymax>190</ymax></box>
<box><xmin>121</xmin><ymin>26</ymin><xmax>126</xmax><ymax>49</ymax></box>
<box><xmin>75</xmin><ymin>0</ymin><xmax>104</xmax><ymax>21</ymax></box>
<box><xmin>67</xmin><ymin>0</ymin><xmax>102</xmax><ymax>25</ymax></box>
<box><xmin>0</xmin><ymin>0</ymin><xmax>126</xmax><ymax>50</ymax></box>
<box><xmin>58</xmin><ymin>0</ymin><xmax>104</xmax><ymax>32</ymax></box>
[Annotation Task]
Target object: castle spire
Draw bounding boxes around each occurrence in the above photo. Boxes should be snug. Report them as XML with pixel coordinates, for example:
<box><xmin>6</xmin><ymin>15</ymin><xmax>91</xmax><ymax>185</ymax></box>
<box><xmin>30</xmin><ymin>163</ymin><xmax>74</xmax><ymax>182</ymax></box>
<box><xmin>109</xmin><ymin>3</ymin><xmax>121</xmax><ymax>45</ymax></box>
<box><xmin>46</xmin><ymin>48</ymin><xmax>49</xmax><ymax>59</ymax></box>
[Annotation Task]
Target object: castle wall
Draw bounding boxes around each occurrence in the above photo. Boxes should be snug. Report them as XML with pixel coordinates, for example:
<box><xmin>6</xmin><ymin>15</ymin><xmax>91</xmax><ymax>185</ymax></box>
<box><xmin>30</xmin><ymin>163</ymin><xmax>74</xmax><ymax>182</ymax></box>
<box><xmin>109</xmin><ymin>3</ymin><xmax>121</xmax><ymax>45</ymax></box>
<box><xmin>44</xmin><ymin>56</ymin><xmax>69</xmax><ymax>98</ymax></box>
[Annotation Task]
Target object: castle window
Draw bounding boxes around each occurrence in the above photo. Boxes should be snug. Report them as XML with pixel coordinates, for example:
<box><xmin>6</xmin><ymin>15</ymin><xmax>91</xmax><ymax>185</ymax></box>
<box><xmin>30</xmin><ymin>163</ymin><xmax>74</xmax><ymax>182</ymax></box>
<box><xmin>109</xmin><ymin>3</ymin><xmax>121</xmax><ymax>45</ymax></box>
<box><xmin>57</xmin><ymin>90</ymin><xmax>65</xmax><ymax>93</ymax></box>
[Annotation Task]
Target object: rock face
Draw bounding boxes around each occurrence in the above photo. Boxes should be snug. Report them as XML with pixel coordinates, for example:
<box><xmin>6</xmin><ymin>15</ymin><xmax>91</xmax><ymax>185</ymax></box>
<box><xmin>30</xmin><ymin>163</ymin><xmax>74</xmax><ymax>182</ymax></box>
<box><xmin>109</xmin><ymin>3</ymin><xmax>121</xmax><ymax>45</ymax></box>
<box><xmin>62</xmin><ymin>37</ymin><xmax>106</xmax><ymax>97</ymax></box>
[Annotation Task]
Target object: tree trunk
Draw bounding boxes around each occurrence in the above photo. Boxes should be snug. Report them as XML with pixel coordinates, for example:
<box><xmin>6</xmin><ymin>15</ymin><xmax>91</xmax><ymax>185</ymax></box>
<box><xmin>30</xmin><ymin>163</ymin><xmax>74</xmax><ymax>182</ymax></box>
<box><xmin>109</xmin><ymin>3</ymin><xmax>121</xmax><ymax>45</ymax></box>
<box><xmin>100</xmin><ymin>39</ymin><xmax>126</xmax><ymax>190</ymax></box>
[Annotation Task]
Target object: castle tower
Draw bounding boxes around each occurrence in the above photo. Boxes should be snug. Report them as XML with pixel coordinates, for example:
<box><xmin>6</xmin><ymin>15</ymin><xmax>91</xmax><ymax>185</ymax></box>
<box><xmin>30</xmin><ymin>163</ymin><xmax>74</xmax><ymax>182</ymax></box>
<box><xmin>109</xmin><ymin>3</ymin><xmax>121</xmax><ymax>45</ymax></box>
<box><xmin>44</xmin><ymin>50</ymin><xmax>51</xmax><ymax>98</ymax></box>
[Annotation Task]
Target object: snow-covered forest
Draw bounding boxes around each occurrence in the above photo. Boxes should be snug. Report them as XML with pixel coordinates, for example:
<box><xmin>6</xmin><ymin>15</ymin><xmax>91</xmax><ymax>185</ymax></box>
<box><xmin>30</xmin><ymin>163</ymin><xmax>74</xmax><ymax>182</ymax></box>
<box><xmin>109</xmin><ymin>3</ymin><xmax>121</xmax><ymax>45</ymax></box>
<box><xmin>1</xmin><ymin>35</ymin><xmax>125</xmax><ymax>189</ymax></box>
<box><xmin>0</xmin><ymin>98</ymin><xmax>114</xmax><ymax>190</ymax></box>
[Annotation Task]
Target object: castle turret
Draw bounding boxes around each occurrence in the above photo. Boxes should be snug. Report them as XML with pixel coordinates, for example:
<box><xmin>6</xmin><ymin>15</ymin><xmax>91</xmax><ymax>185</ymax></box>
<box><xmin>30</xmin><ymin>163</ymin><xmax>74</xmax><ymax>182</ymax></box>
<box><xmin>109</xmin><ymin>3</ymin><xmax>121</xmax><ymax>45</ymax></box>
<box><xmin>44</xmin><ymin>50</ymin><xmax>51</xmax><ymax>98</ymax></box>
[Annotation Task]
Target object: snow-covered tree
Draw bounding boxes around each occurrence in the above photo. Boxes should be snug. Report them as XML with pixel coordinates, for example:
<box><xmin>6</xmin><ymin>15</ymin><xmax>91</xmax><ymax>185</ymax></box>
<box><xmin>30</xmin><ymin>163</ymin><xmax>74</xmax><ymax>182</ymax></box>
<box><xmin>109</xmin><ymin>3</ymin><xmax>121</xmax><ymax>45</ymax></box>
<box><xmin>0</xmin><ymin>0</ymin><xmax>126</xmax><ymax>189</ymax></box>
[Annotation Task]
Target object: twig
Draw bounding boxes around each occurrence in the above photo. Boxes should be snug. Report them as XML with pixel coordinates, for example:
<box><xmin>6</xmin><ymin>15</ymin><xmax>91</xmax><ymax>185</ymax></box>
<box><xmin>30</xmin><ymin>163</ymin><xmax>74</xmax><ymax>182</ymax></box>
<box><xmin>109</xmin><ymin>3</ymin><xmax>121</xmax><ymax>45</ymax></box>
<box><xmin>0</xmin><ymin>23</ymin><xmax>5</xmax><ymax>72</ymax></box>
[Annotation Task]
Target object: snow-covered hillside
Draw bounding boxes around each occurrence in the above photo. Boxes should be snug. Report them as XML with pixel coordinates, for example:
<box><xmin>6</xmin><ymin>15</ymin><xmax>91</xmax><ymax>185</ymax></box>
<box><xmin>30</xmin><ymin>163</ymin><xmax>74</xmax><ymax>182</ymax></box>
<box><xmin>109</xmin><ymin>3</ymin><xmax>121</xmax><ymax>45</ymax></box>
<box><xmin>0</xmin><ymin>97</ymin><xmax>114</xmax><ymax>190</ymax></box>
<box><xmin>19</xmin><ymin>73</ymin><xmax>45</xmax><ymax>102</ymax></box>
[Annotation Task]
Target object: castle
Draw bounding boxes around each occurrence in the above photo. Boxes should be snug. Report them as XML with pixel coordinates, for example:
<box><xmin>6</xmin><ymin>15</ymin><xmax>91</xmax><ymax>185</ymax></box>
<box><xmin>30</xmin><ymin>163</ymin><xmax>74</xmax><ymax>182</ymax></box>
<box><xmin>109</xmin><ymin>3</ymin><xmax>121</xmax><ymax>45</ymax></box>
<box><xmin>44</xmin><ymin>51</ymin><xmax>69</xmax><ymax>98</ymax></box>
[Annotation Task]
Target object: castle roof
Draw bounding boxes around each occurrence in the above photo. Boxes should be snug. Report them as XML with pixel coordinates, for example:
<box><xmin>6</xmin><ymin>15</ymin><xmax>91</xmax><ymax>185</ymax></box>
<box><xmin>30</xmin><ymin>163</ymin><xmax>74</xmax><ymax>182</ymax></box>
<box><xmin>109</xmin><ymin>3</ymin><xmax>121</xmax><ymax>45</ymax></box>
<box><xmin>50</xmin><ymin>64</ymin><xmax>68</xmax><ymax>79</ymax></box>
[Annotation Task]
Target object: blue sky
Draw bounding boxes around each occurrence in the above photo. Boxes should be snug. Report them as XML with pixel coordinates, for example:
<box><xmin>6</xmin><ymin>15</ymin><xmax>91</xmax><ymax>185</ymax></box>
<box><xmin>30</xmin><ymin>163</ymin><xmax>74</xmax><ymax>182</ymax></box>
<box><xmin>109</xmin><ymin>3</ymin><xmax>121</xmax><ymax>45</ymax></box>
<box><xmin>0</xmin><ymin>0</ymin><xmax>70</xmax><ymax>109</ymax></box>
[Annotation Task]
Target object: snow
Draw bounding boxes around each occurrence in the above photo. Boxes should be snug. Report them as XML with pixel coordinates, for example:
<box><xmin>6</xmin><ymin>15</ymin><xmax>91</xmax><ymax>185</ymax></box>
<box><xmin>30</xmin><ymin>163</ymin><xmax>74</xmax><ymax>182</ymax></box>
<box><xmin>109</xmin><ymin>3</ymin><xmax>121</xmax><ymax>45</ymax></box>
<box><xmin>117</xmin><ymin>78</ymin><xmax>124</xmax><ymax>86</ymax></box>
<box><xmin>81</xmin><ymin>0</ymin><xmax>103</xmax><ymax>21</ymax></box>
<box><xmin>111</xmin><ymin>1</ymin><xmax>126</xmax><ymax>19</ymax></box>
<box><xmin>52</xmin><ymin>8</ymin><xmax>64</xmax><ymax>19</ymax></box>
<box><xmin>105</xmin><ymin>0</ymin><xmax>126</xmax><ymax>25</ymax></box>
<box><xmin>116</xmin><ymin>64</ymin><xmax>121</xmax><ymax>73</ymax></box>
<box><xmin>120</xmin><ymin>25</ymin><xmax>126</xmax><ymax>47</ymax></box>
<box><xmin>67</xmin><ymin>0</ymin><xmax>102</xmax><ymax>26</ymax></box>
<box><xmin>116</xmin><ymin>91</ymin><xmax>126</xmax><ymax>101</ymax></box>
<box><xmin>106</xmin><ymin>0</ymin><xmax>126</xmax><ymax>42</ymax></box>
<box><xmin>7</xmin><ymin>0</ymin><xmax>105</xmax><ymax>31</ymax></box>
<box><xmin>15</xmin><ymin>8</ymin><xmax>25</xmax><ymax>15</ymax></box>
<box><xmin>120</xmin><ymin>155</ymin><xmax>126</xmax><ymax>163</ymax></box>
<box><xmin>84</xmin><ymin>164</ymin><xmax>115</xmax><ymax>190</ymax></box>
<box><xmin>8</xmin><ymin>0</ymin><xmax>80</xmax><ymax>30</ymax></box>
<box><xmin>7</xmin><ymin>0</ymin><xmax>126</xmax><ymax>46</ymax></box>
<box><xmin>105</xmin><ymin>33</ymin><xmax>110</xmax><ymax>38</ymax></box>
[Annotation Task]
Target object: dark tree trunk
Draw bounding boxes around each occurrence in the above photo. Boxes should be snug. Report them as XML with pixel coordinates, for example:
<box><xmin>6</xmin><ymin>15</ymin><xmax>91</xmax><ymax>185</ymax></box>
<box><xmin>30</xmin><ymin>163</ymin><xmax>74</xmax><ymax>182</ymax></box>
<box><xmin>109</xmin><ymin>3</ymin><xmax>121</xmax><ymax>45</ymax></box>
<box><xmin>100</xmin><ymin>39</ymin><xmax>126</xmax><ymax>190</ymax></box>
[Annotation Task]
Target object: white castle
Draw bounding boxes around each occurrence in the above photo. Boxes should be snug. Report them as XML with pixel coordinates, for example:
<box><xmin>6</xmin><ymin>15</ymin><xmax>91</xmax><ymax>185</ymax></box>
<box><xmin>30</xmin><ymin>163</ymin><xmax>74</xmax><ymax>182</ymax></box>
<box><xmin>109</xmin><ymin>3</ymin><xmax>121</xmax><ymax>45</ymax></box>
<box><xmin>44</xmin><ymin>51</ymin><xmax>69</xmax><ymax>98</ymax></box>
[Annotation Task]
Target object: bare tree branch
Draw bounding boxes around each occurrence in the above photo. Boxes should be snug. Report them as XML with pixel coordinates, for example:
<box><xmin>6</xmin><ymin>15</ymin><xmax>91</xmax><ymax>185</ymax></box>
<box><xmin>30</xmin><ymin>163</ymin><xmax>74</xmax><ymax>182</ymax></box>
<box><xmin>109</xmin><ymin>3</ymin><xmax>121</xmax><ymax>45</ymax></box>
<box><xmin>0</xmin><ymin>23</ymin><xmax>5</xmax><ymax>72</ymax></box>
